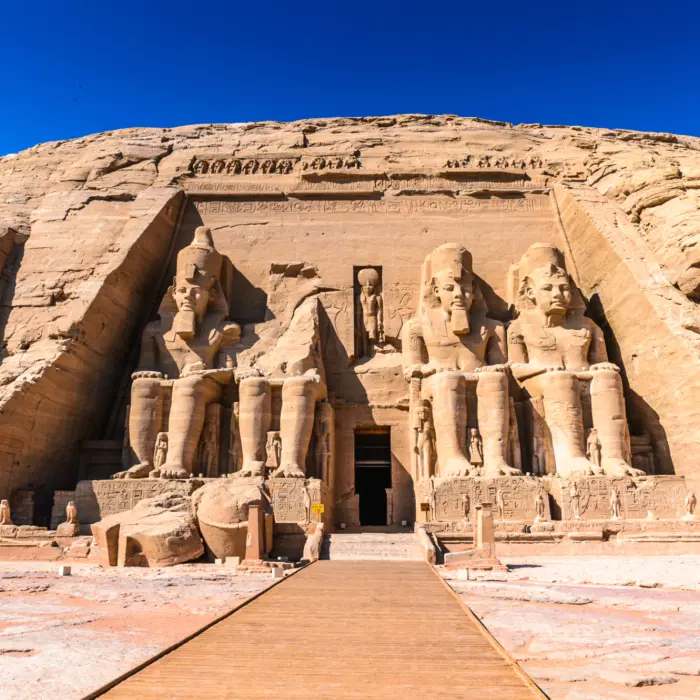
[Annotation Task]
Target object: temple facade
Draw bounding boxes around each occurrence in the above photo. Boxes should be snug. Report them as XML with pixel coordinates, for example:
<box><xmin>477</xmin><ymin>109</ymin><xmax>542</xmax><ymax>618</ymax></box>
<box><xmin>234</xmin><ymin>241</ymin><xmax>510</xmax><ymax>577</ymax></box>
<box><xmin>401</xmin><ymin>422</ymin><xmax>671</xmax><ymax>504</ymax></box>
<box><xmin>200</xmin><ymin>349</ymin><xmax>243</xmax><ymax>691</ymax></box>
<box><xmin>1</xmin><ymin>116</ymin><xmax>698</xmax><ymax>559</ymax></box>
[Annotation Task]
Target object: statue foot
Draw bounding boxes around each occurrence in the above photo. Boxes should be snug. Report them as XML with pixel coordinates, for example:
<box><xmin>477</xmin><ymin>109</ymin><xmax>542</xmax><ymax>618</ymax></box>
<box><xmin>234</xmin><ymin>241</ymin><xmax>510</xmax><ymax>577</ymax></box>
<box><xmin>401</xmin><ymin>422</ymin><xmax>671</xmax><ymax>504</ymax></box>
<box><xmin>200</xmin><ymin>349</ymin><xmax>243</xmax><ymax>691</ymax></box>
<box><xmin>443</xmin><ymin>458</ymin><xmax>473</xmax><ymax>477</ymax></box>
<box><xmin>159</xmin><ymin>464</ymin><xmax>190</xmax><ymax>480</ymax></box>
<box><xmin>560</xmin><ymin>457</ymin><xmax>596</xmax><ymax>477</ymax></box>
<box><xmin>481</xmin><ymin>460</ymin><xmax>522</xmax><ymax>477</ymax></box>
<box><xmin>233</xmin><ymin>461</ymin><xmax>265</xmax><ymax>479</ymax></box>
<box><xmin>602</xmin><ymin>459</ymin><xmax>645</xmax><ymax>477</ymax></box>
<box><xmin>112</xmin><ymin>463</ymin><xmax>152</xmax><ymax>480</ymax></box>
<box><xmin>271</xmin><ymin>464</ymin><xmax>305</xmax><ymax>479</ymax></box>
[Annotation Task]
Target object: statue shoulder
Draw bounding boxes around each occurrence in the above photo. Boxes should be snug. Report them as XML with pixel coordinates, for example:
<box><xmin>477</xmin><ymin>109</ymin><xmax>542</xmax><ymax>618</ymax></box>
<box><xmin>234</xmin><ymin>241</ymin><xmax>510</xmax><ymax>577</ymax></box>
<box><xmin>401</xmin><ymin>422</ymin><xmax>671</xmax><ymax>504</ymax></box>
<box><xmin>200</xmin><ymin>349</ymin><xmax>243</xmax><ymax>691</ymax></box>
<box><xmin>506</xmin><ymin>317</ymin><xmax>525</xmax><ymax>344</ymax></box>
<box><xmin>218</xmin><ymin>320</ymin><xmax>241</xmax><ymax>345</ymax></box>
<box><xmin>402</xmin><ymin>316</ymin><xmax>422</xmax><ymax>339</ymax></box>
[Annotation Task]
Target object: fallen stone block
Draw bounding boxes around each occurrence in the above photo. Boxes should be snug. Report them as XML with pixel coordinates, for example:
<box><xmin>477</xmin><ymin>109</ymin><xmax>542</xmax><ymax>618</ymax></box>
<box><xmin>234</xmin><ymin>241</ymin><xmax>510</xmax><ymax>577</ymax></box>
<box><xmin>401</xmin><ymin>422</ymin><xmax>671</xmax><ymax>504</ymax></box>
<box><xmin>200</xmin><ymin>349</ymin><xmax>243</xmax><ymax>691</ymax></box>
<box><xmin>92</xmin><ymin>493</ymin><xmax>203</xmax><ymax>567</ymax></box>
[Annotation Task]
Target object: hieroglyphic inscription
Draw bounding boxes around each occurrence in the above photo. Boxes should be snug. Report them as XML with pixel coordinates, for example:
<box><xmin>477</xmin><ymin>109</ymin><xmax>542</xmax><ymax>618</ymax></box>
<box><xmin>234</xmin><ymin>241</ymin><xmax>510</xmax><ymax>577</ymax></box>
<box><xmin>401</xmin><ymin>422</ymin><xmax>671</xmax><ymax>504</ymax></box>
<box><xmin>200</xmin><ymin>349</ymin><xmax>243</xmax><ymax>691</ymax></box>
<box><xmin>75</xmin><ymin>479</ymin><xmax>202</xmax><ymax>523</ymax></box>
<box><xmin>418</xmin><ymin>476</ymin><xmax>549</xmax><ymax>522</ymax></box>
<box><xmin>268</xmin><ymin>478</ymin><xmax>324</xmax><ymax>523</ymax></box>
<box><xmin>194</xmin><ymin>197</ymin><xmax>548</xmax><ymax>216</ymax></box>
<box><xmin>559</xmin><ymin>476</ymin><xmax>687</xmax><ymax>520</ymax></box>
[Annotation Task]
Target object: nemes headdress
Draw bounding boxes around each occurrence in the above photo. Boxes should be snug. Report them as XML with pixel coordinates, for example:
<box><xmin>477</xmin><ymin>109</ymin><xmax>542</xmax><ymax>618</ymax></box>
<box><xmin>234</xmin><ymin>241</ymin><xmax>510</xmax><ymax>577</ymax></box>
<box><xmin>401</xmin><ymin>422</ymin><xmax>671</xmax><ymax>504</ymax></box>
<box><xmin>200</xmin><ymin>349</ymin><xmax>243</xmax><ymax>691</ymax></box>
<box><xmin>419</xmin><ymin>243</ymin><xmax>483</xmax><ymax>313</ymax></box>
<box><xmin>176</xmin><ymin>226</ymin><xmax>222</xmax><ymax>289</ymax></box>
<box><xmin>508</xmin><ymin>243</ymin><xmax>582</xmax><ymax>314</ymax></box>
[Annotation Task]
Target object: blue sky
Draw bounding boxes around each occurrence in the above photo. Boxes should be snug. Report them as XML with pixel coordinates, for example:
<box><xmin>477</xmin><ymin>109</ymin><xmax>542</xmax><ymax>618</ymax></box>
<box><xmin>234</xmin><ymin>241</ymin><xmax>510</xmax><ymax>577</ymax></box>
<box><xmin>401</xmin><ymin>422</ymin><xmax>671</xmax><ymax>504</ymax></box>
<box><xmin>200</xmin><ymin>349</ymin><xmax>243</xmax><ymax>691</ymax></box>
<box><xmin>2</xmin><ymin>0</ymin><xmax>699</xmax><ymax>155</ymax></box>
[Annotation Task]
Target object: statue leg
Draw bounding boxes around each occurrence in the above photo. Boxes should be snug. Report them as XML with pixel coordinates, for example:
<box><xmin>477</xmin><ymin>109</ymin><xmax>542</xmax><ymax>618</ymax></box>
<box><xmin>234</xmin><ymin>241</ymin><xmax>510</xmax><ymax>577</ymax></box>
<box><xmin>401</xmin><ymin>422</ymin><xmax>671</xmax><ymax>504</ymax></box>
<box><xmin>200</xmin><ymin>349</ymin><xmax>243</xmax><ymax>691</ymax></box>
<box><xmin>237</xmin><ymin>377</ymin><xmax>271</xmax><ymax>478</ymax></box>
<box><xmin>160</xmin><ymin>376</ymin><xmax>221</xmax><ymax>479</ymax></box>
<box><xmin>274</xmin><ymin>376</ymin><xmax>318</xmax><ymax>478</ymax></box>
<box><xmin>428</xmin><ymin>372</ymin><xmax>472</xmax><ymax>476</ymax></box>
<box><xmin>590</xmin><ymin>369</ymin><xmax>643</xmax><ymax>476</ymax></box>
<box><xmin>116</xmin><ymin>378</ymin><xmax>163</xmax><ymax>479</ymax></box>
<box><xmin>531</xmin><ymin>371</ymin><xmax>595</xmax><ymax>477</ymax></box>
<box><xmin>476</xmin><ymin>371</ymin><xmax>520</xmax><ymax>476</ymax></box>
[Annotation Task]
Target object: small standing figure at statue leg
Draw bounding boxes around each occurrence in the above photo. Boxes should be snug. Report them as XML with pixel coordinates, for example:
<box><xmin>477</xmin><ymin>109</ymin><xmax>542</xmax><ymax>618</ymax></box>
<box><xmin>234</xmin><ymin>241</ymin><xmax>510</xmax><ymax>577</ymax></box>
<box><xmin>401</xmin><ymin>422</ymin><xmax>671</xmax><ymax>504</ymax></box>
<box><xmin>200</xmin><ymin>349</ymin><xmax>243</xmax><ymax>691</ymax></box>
<box><xmin>586</xmin><ymin>428</ymin><xmax>602</xmax><ymax>470</ymax></box>
<box><xmin>151</xmin><ymin>432</ymin><xmax>168</xmax><ymax>477</ymax></box>
<box><xmin>610</xmin><ymin>486</ymin><xmax>622</xmax><ymax>520</ymax></box>
<box><xmin>683</xmin><ymin>492</ymin><xmax>697</xmax><ymax>521</ymax></box>
<box><xmin>468</xmin><ymin>428</ymin><xmax>484</xmax><ymax>470</ymax></box>
<box><xmin>413</xmin><ymin>400</ymin><xmax>436</xmax><ymax>480</ymax></box>
<box><xmin>355</xmin><ymin>267</ymin><xmax>384</xmax><ymax>358</ymax></box>
<box><xmin>0</xmin><ymin>499</ymin><xmax>12</xmax><ymax>525</ymax></box>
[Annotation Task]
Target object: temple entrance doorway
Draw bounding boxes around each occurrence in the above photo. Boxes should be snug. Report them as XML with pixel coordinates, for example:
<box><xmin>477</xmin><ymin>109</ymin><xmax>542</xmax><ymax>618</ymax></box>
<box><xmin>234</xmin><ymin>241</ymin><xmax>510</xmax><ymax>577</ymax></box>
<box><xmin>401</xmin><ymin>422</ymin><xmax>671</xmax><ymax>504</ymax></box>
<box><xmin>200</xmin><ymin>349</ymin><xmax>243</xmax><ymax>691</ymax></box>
<box><xmin>354</xmin><ymin>430</ymin><xmax>392</xmax><ymax>526</ymax></box>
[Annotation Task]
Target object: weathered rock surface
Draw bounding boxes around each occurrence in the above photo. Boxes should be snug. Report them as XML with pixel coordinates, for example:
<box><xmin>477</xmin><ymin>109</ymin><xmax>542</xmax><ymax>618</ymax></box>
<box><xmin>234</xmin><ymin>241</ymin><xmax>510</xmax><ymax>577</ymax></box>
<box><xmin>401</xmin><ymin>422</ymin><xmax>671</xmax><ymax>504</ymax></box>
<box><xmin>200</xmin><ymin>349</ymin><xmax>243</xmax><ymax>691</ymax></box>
<box><xmin>192</xmin><ymin>478</ymin><xmax>266</xmax><ymax>559</ymax></box>
<box><xmin>3</xmin><ymin>115</ymin><xmax>700</xmax><ymax>502</ymax></box>
<box><xmin>91</xmin><ymin>492</ymin><xmax>203</xmax><ymax>567</ymax></box>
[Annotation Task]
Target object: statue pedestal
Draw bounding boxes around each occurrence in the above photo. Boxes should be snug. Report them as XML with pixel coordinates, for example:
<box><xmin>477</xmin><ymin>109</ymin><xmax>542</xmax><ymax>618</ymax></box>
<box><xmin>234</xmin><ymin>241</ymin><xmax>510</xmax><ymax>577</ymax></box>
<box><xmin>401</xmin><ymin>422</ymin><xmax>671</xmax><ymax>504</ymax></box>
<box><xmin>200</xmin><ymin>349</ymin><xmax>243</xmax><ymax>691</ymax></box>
<box><xmin>545</xmin><ymin>475</ymin><xmax>687</xmax><ymax>521</ymax></box>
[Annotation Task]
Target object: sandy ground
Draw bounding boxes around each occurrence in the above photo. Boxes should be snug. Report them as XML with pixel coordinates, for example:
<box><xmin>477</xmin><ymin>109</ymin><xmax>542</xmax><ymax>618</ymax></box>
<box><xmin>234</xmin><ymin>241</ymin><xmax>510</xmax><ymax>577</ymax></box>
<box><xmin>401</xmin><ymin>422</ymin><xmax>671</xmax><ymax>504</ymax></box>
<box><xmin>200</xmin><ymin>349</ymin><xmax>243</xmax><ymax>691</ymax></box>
<box><xmin>443</xmin><ymin>556</ymin><xmax>700</xmax><ymax>699</ymax></box>
<box><xmin>0</xmin><ymin>562</ymin><xmax>273</xmax><ymax>700</ymax></box>
<box><xmin>1</xmin><ymin>556</ymin><xmax>698</xmax><ymax>699</ymax></box>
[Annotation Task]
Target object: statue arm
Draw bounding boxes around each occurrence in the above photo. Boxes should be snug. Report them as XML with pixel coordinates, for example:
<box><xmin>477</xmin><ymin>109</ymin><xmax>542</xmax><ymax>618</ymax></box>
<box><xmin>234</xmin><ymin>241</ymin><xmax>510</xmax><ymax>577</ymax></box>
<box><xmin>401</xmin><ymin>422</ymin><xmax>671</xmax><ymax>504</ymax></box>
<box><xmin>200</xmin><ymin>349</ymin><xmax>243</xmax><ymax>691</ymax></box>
<box><xmin>402</xmin><ymin>318</ymin><xmax>431</xmax><ymax>379</ymax></box>
<box><xmin>588</xmin><ymin>323</ymin><xmax>618</xmax><ymax>370</ymax></box>
<box><xmin>506</xmin><ymin>321</ymin><xmax>550</xmax><ymax>380</ymax></box>
<box><xmin>217</xmin><ymin>322</ymin><xmax>242</xmax><ymax>369</ymax></box>
<box><xmin>486</xmin><ymin>320</ymin><xmax>507</xmax><ymax>365</ymax></box>
<box><xmin>134</xmin><ymin>324</ymin><xmax>161</xmax><ymax>375</ymax></box>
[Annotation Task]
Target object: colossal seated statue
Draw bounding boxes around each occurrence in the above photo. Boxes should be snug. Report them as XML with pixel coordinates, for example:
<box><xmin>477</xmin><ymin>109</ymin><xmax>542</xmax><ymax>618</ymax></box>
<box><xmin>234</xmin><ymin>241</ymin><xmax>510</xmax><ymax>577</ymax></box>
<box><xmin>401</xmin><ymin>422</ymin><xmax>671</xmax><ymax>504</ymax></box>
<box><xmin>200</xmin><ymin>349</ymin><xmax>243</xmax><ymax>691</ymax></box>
<box><xmin>402</xmin><ymin>244</ymin><xmax>520</xmax><ymax>477</ymax></box>
<box><xmin>507</xmin><ymin>243</ymin><xmax>643</xmax><ymax>477</ymax></box>
<box><xmin>115</xmin><ymin>226</ymin><xmax>240</xmax><ymax>480</ymax></box>
<box><xmin>233</xmin><ymin>293</ymin><xmax>326</xmax><ymax>480</ymax></box>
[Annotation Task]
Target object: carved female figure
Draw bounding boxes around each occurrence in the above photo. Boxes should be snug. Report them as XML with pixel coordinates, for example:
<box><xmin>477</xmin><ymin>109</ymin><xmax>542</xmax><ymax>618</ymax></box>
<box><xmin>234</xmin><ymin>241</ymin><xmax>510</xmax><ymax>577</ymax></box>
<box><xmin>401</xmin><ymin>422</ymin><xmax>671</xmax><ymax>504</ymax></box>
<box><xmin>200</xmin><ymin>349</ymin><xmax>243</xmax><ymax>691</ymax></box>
<box><xmin>413</xmin><ymin>400</ymin><xmax>436</xmax><ymax>480</ymax></box>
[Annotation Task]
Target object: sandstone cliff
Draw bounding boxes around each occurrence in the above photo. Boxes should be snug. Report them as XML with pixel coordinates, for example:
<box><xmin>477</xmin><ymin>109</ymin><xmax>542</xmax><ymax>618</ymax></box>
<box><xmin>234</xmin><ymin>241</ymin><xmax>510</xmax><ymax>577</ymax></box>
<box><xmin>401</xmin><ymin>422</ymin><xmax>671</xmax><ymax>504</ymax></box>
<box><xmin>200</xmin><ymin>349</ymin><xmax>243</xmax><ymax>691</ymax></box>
<box><xmin>2</xmin><ymin>115</ymin><xmax>700</xmax><ymax>508</ymax></box>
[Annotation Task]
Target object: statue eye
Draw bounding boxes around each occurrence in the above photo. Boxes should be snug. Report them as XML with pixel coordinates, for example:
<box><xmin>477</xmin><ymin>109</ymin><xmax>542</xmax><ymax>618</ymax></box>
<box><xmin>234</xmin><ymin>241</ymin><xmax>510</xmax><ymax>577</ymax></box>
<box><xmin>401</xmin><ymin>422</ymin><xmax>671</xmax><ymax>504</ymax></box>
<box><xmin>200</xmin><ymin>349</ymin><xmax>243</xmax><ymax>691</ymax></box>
<box><xmin>542</xmin><ymin>285</ymin><xmax>553</xmax><ymax>291</ymax></box>
<box><xmin>444</xmin><ymin>284</ymin><xmax>454</xmax><ymax>291</ymax></box>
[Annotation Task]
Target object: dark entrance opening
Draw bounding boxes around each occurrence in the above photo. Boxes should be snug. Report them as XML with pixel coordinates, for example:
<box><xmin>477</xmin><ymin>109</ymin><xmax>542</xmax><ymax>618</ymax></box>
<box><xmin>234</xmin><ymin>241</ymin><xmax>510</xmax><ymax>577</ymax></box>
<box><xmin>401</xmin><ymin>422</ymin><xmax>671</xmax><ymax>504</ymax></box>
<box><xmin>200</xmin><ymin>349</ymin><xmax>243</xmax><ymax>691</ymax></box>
<box><xmin>354</xmin><ymin>430</ymin><xmax>392</xmax><ymax>526</ymax></box>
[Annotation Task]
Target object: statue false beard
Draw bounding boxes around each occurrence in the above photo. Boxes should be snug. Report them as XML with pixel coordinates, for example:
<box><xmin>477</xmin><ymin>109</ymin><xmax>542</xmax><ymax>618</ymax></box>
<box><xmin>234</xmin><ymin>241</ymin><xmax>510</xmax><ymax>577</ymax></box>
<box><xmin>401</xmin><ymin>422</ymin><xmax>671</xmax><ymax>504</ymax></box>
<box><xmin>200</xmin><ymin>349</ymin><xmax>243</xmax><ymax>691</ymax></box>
<box><xmin>173</xmin><ymin>309</ymin><xmax>197</xmax><ymax>339</ymax></box>
<box><xmin>450</xmin><ymin>308</ymin><xmax>470</xmax><ymax>335</ymax></box>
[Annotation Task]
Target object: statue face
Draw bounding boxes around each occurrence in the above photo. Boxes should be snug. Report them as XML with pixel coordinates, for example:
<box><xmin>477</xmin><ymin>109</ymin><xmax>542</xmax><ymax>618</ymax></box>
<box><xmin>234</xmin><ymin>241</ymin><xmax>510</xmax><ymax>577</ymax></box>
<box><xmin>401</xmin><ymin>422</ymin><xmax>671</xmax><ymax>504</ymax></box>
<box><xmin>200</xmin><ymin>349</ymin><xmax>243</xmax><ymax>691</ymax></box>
<box><xmin>526</xmin><ymin>268</ymin><xmax>571</xmax><ymax>317</ymax></box>
<box><xmin>362</xmin><ymin>281</ymin><xmax>376</xmax><ymax>295</ymax></box>
<box><xmin>432</xmin><ymin>269</ymin><xmax>472</xmax><ymax>316</ymax></box>
<box><xmin>173</xmin><ymin>281</ymin><xmax>211</xmax><ymax>319</ymax></box>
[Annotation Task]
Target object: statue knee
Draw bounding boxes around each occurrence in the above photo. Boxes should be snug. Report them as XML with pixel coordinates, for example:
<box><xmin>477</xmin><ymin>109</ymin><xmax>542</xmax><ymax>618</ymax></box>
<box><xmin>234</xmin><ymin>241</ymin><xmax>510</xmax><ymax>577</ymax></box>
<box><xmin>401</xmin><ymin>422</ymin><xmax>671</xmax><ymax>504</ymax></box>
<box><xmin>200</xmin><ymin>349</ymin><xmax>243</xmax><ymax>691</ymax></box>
<box><xmin>433</xmin><ymin>371</ymin><xmax>466</xmax><ymax>393</ymax></box>
<box><xmin>239</xmin><ymin>377</ymin><xmax>270</xmax><ymax>407</ymax></box>
<box><xmin>131</xmin><ymin>377</ymin><xmax>162</xmax><ymax>401</ymax></box>
<box><xmin>590</xmin><ymin>368</ymin><xmax>623</xmax><ymax>396</ymax></box>
<box><xmin>174</xmin><ymin>375</ymin><xmax>221</xmax><ymax>402</ymax></box>
<box><xmin>282</xmin><ymin>375</ymin><xmax>318</xmax><ymax>399</ymax></box>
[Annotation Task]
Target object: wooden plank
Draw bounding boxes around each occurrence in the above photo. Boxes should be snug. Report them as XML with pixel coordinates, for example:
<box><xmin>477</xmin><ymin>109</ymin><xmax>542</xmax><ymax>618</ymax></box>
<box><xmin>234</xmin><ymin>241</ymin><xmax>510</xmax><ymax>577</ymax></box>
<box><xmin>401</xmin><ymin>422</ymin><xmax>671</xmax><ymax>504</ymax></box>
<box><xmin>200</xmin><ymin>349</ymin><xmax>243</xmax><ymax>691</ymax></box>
<box><xmin>95</xmin><ymin>561</ymin><xmax>546</xmax><ymax>699</ymax></box>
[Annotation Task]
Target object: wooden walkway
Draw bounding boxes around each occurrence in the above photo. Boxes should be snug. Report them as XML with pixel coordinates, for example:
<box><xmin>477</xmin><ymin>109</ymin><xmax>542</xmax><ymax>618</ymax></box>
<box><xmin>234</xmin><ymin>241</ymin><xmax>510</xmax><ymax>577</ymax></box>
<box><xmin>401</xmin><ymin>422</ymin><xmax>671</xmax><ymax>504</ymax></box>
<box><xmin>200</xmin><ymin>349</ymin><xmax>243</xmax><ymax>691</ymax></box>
<box><xmin>94</xmin><ymin>561</ymin><xmax>545</xmax><ymax>699</ymax></box>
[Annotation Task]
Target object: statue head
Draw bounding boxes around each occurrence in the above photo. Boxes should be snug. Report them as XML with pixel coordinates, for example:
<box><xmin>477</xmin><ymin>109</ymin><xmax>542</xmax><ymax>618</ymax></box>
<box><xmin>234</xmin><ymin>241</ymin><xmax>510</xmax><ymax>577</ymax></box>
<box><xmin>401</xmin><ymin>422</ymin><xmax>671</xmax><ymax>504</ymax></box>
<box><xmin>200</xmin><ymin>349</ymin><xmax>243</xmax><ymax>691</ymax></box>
<box><xmin>0</xmin><ymin>499</ymin><xmax>8</xmax><ymax>507</ymax></box>
<box><xmin>171</xmin><ymin>227</ymin><xmax>224</xmax><ymax>338</ymax></box>
<box><xmin>156</xmin><ymin>432</ymin><xmax>168</xmax><ymax>447</ymax></box>
<box><xmin>420</xmin><ymin>244</ymin><xmax>479</xmax><ymax>334</ymax></box>
<box><xmin>516</xmin><ymin>244</ymin><xmax>572</xmax><ymax>320</ymax></box>
<box><xmin>358</xmin><ymin>267</ymin><xmax>380</xmax><ymax>297</ymax></box>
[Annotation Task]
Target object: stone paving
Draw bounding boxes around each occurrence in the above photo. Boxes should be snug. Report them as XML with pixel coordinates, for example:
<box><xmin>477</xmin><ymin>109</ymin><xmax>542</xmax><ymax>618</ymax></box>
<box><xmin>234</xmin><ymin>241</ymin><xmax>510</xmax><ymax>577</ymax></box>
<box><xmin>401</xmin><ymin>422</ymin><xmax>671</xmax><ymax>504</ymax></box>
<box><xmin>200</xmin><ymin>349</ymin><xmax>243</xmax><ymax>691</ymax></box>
<box><xmin>443</xmin><ymin>556</ymin><xmax>700</xmax><ymax>699</ymax></box>
<box><xmin>0</xmin><ymin>562</ymin><xmax>272</xmax><ymax>700</ymax></box>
